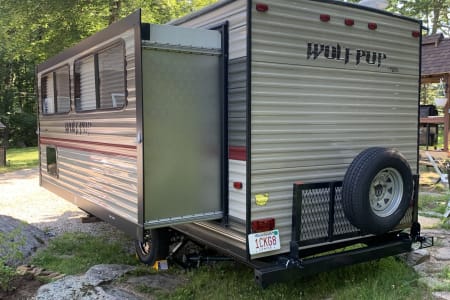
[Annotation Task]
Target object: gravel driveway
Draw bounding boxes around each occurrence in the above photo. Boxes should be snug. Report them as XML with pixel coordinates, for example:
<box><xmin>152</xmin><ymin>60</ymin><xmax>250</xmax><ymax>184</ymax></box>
<box><xmin>0</xmin><ymin>168</ymin><xmax>122</xmax><ymax>238</ymax></box>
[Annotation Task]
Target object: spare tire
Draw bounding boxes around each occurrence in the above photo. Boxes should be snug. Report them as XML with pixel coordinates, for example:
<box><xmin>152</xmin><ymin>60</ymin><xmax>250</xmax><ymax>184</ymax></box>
<box><xmin>342</xmin><ymin>147</ymin><xmax>413</xmax><ymax>235</ymax></box>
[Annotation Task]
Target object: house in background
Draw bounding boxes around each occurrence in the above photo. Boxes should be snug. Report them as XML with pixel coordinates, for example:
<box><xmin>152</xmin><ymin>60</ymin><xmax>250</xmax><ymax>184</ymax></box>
<box><xmin>421</xmin><ymin>33</ymin><xmax>450</xmax><ymax>151</ymax></box>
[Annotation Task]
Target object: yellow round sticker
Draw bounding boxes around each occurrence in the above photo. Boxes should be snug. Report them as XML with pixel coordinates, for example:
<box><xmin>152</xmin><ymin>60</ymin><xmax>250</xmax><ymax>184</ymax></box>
<box><xmin>255</xmin><ymin>193</ymin><xmax>269</xmax><ymax>206</ymax></box>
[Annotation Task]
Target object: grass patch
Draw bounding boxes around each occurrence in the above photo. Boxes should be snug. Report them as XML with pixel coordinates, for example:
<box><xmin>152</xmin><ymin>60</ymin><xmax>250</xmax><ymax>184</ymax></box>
<box><xmin>168</xmin><ymin>258</ymin><xmax>427</xmax><ymax>300</ymax></box>
<box><xmin>418</xmin><ymin>193</ymin><xmax>448</xmax><ymax>215</ymax></box>
<box><xmin>0</xmin><ymin>147</ymin><xmax>38</xmax><ymax>173</ymax></box>
<box><xmin>26</xmin><ymin>232</ymin><xmax>431</xmax><ymax>299</ymax></box>
<box><xmin>31</xmin><ymin>232</ymin><xmax>137</xmax><ymax>275</ymax></box>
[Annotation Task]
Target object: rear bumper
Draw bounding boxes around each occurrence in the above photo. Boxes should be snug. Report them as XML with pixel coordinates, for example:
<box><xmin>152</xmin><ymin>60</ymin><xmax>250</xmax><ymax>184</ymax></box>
<box><xmin>254</xmin><ymin>235</ymin><xmax>412</xmax><ymax>287</ymax></box>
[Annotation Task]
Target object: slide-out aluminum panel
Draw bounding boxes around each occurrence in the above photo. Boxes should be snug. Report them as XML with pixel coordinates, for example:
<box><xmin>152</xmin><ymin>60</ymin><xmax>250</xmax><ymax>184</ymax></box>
<box><xmin>142</xmin><ymin>26</ymin><xmax>223</xmax><ymax>227</ymax></box>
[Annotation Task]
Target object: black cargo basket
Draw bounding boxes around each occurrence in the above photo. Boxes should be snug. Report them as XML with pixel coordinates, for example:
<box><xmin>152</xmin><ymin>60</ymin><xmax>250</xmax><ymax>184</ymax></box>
<box><xmin>291</xmin><ymin>182</ymin><xmax>360</xmax><ymax>251</ymax></box>
<box><xmin>289</xmin><ymin>181</ymin><xmax>415</xmax><ymax>256</ymax></box>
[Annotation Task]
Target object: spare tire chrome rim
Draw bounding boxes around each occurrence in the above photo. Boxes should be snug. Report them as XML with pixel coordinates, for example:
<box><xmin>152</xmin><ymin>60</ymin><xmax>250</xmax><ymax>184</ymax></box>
<box><xmin>369</xmin><ymin>167</ymin><xmax>404</xmax><ymax>217</ymax></box>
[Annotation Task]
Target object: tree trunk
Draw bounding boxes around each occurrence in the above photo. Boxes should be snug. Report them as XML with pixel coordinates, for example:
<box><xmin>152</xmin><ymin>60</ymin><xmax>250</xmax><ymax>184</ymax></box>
<box><xmin>109</xmin><ymin>0</ymin><xmax>121</xmax><ymax>25</ymax></box>
<box><xmin>431</xmin><ymin>0</ymin><xmax>443</xmax><ymax>34</ymax></box>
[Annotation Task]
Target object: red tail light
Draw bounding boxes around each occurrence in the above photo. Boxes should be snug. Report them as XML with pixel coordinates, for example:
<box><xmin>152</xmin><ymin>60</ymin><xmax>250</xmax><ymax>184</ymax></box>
<box><xmin>256</xmin><ymin>3</ymin><xmax>268</xmax><ymax>12</ymax></box>
<box><xmin>412</xmin><ymin>31</ymin><xmax>420</xmax><ymax>38</ymax></box>
<box><xmin>252</xmin><ymin>218</ymin><xmax>275</xmax><ymax>233</ymax></box>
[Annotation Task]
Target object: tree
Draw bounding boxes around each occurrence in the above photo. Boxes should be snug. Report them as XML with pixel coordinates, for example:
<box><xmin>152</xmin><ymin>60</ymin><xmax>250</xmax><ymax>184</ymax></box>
<box><xmin>388</xmin><ymin>0</ymin><xmax>450</xmax><ymax>35</ymax></box>
<box><xmin>0</xmin><ymin>0</ymin><xmax>217</xmax><ymax>147</ymax></box>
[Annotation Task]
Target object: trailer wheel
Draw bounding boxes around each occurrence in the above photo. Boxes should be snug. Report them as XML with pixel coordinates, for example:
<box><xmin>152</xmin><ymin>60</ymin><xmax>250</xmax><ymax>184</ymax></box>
<box><xmin>135</xmin><ymin>228</ymin><xmax>169</xmax><ymax>265</ymax></box>
<box><xmin>342</xmin><ymin>147</ymin><xmax>412</xmax><ymax>235</ymax></box>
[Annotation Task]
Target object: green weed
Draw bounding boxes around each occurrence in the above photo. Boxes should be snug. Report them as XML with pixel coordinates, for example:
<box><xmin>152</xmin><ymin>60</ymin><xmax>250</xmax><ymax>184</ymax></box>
<box><xmin>418</xmin><ymin>193</ymin><xmax>449</xmax><ymax>214</ymax></box>
<box><xmin>31</xmin><ymin>232</ymin><xmax>137</xmax><ymax>275</ymax></box>
<box><xmin>168</xmin><ymin>257</ymin><xmax>427</xmax><ymax>300</ymax></box>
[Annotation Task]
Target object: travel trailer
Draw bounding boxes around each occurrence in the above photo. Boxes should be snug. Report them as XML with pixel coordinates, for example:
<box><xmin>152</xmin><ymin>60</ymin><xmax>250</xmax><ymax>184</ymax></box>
<box><xmin>37</xmin><ymin>0</ymin><xmax>431</xmax><ymax>286</ymax></box>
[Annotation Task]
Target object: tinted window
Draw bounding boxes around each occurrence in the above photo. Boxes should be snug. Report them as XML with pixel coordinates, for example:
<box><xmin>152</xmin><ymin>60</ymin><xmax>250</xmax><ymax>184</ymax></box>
<box><xmin>55</xmin><ymin>67</ymin><xmax>70</xmax><ymax>113</ymax></box>
<box><xmin>74</xmin><ymin>41</ymin><xmax>126</xmax><ymax>112</ymax></box>
<box><xmin>41</xmin><ymin>66</ymin><xmax>70</xmax><ymax>115</ymax></box>
<box><xmin>98</xmin><ymin>44</ymin><xmax>126</xmax><ymax>109</ymax></box>
<box><xmin>41</xmin><ymin>74</ymin><xmax>55</xmax><ymax>114</ymax></box>
<box><xmin>74</xmin><ymin>55</ymin><xmax>96</xmax><ymax>111</ymax></box>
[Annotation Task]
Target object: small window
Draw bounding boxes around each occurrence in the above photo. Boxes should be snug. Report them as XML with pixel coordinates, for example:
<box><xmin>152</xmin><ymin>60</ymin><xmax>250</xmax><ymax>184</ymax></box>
<box><xmin>41</xmin><ymin>65</ymin><xmax>70</xmax><ymax>115</ymax></box>
<box><xmin>98</xmin><ymin>44</ymin><xmax>126</xmax><ymax>109</ymax></box>
<box><xmin>74</xmin><ymin>41</ymin><xmax>126</xmax><ymax>112</ymax></box>
<box><xmin>46</xmin><ymin>147</ymin><xmax>58</xmax><ymax>177</ymax></box>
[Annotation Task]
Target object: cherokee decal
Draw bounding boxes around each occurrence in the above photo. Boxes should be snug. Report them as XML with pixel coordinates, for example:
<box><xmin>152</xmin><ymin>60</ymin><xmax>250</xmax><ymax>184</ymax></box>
<box><xmin>64</xmin><ymin>120</ymin><xmax>92</xmax><ymax>135</ymax></box>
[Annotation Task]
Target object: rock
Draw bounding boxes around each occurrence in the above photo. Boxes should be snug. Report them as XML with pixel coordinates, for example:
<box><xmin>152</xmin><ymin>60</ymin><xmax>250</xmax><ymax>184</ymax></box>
<box><xmin>36</xmin><ymin>264</ymin><xmax>139</xmax><ymax>300</ymax></box>
<box><xmin>414</xmin><ymin>262</ymin><xmax>446</xmax><ymax>275</ymax></box>
<box><xmin>418</xmin><ymin>276</ymin><xmax>446</xmax><ymax>291</ymax></box>
<box><xmin>433</xmin><ymin>291</ymin><xmax>450</xmax><ymax>300</ymax></box>
<box><xmin>0</xmin><ymin>215</ymin><xmax>47</xmax><ymax>266</ymax></box>
<box><xmin>16</xmin><ymin>265</ymin><xmax>32</xmax><ymax>276</ymax></box>
<box><xmin>97</xmin><ymin>286</ymin><xmax>142</xmax><ymax>300</ymax></box>
<box><xmin>402</xmin><ymin>249</ymin><xmax>430</xmax><ymax>266</ymax></box>
<box><xmin>36</xmin><ymin>275</ymin><xmax>86</xmax><ymax>300</ymax></box>
<box><xmin>85</xmin><ymin>264</ymin><xmax>135</xmax><ymax>286</ymax></box>
<box><xmin>435</xmin><ymin>248</ymin><xmax>450</xmax><ymax>261</ymax></box>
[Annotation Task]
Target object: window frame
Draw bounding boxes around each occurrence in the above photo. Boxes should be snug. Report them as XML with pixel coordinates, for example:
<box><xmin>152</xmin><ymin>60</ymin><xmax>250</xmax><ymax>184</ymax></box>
<box><xmin>41</xmin><ymin>64</ymin><xmax>71</xmax><ymax>115</ymax></box>
<box><xmin>74</xmin><ymin>39</ymin><xmax>127</xmax><ymax>113</ymax></box>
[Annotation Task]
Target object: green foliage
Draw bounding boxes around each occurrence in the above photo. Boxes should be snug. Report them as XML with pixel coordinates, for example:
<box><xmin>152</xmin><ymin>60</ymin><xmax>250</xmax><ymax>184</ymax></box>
<box><xmin>0</xmin><ymin>265</ymin><xmax>15</xmax><ymax>292</ymax></box>
<box><xmin>168</xmin><ymin>258</ymin><xmax>427</xmax><ymax>300</ymax></box>
<box><xmin>31</xmin><ymin>232</ymin><xmax>137</xmax><ymax>275</ymax></box>
<box><xmin>0</xmin><ymin>0</ymin><xmax>217</xmax><ymax>147</ymax></box>
<box><xmin>387</xmin><ymin>0</ymin><xmax>449</xmax><ymax>35</ymax></box>
<box><xmin>0</xmin><ymin>225</ymin><xmax>25</xmax><ymax>292</ymax></box>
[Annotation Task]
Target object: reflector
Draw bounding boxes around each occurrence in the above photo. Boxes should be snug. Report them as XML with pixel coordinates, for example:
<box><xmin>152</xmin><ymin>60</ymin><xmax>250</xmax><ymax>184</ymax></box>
<box><xmin>368</xmin><ymin>22</ymin><xmax>378</xmax><ymax>30</ymax></box>
<box><xmin>233</xmin><ymin>182</ymin><xmax>243</xmax><ymax>189</ymax></box>
<box><xmin>256</xmin><ymin>3</ymin><xmax>269</xmax><ymax>12</ymax></box>
<box><xmin>345</xmin><ymin>18</ymin><xmax>355</xmax><ymax>26</ymax></box>
<box><xmin>320</xmin><ymin>14</ymin><xmax>331</xmax><ymax>22</ymax></box>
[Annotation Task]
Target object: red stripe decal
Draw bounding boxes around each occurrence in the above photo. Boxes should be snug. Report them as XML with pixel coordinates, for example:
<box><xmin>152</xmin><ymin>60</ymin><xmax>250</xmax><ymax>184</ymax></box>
<box><xmin>229</xmin><ymin>146</ymin><xmax>247</xmax><ymax>161</ymax></box>
<box><xmin>40</xmin><ymin>137</ymin><xmax>137</xmax><ymax>158</ymax></box>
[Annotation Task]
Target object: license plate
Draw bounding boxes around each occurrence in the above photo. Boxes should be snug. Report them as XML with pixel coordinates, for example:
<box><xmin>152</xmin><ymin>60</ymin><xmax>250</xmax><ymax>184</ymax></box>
<box><xmin>248</xmin><ymin>229</ymin><xmax>281</xmax><ymax>255</ymax></box>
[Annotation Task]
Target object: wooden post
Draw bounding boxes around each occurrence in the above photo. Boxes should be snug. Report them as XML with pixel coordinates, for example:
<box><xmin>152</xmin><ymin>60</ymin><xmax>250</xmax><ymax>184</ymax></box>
<box><xmin>445</xmin><ymin>74</ymin><xmax>450</xmax><ymax>152</ymax></box>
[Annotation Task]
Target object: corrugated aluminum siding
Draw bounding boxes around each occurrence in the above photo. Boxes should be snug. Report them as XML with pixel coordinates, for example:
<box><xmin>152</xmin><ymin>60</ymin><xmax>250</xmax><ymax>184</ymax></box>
<box><xmin>229</xmin><ymin>159</ymin><xmax>246</xmax><ymax>220</ymax></box>
<box><xmin>38</xmin><ymin>28</ymin><xmax>138</xmax><ymax>224</ymax></box>
<box><xmin>250</xmin><ymin>0</ymin><xmax>420</xmax><ymax>255</ymax></box>
<box><xmin>173</xmin><ymin>0</ymin><xmax>247</xmax><ymax>148</ymax></box>
<box><xmin>41</xmin><ymin>147</ymin><xmax>138</xmax><ymax>222</ymax></box>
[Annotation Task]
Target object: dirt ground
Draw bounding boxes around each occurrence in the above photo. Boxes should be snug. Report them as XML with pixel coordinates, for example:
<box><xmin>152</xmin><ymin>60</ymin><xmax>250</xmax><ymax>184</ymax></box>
<box><xmin>0</xmin><ymin>275</ymin><xmax>42</xmax><ymax>300</ymax></box>
<box><xmin>0</xmin><ymin>168</ymin><xmax>129</xmax><ymax>299</ymax></box>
